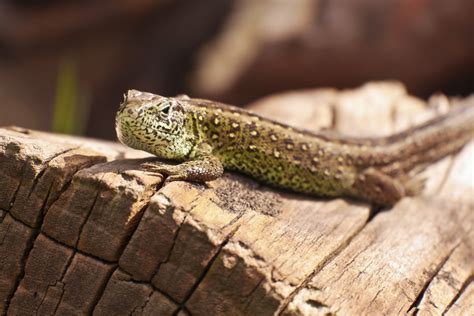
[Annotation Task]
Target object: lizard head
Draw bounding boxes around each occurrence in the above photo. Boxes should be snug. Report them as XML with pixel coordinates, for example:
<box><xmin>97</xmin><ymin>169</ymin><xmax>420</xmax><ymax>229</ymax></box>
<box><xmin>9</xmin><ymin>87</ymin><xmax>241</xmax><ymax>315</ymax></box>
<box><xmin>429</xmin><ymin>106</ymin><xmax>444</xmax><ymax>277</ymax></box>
<box><xmin>116</xmin><ymin>90</ymin><xmax>195</xmax><ymax>160</ymax></box>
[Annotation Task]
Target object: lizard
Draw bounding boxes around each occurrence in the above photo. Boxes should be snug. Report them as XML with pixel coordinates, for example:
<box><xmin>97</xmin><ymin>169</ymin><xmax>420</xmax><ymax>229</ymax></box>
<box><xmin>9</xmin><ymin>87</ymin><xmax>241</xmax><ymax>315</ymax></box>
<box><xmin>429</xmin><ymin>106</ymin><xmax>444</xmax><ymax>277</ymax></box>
<box><xmin>115</xmin><ymin>90</ymin><xmax>474</xmax><ymax>206</ymax></box>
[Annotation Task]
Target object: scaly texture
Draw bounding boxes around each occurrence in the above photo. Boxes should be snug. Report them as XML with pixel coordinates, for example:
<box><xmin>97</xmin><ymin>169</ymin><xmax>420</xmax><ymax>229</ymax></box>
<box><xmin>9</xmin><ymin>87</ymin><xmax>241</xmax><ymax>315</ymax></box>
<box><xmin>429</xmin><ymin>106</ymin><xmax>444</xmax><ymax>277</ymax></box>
<box><xmin>115</xmin><ymin>90</ymin><xmax>474</xmax><ymax>206</ymax></box>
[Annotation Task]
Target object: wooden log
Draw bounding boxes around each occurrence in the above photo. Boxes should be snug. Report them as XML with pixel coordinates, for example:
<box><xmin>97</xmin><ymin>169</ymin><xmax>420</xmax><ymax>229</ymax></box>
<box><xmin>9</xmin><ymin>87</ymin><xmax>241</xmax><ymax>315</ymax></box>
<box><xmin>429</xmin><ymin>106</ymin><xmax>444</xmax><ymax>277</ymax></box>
<box><xmin>0</xmin><ymin>82</ymin><xmax>472</xmax><ymax>315</ymax></box>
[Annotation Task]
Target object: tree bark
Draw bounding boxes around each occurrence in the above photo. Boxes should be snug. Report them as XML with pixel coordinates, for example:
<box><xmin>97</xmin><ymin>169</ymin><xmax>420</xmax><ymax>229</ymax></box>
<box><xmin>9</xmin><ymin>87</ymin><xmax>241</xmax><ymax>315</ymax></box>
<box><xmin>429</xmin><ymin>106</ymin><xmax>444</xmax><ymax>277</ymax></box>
<box><xmin>1</xmin><ymin>82</ymin><xmax>472</xmax><ymax>315</ymax></box>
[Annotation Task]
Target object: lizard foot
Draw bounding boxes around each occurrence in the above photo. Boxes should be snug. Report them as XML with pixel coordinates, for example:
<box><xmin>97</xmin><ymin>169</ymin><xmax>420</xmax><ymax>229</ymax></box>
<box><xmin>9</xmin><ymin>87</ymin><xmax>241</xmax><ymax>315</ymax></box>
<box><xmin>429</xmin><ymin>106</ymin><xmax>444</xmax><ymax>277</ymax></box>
<box><xmin>141</xmin><ymin>155</ymin><xmax>224</xmax><ymax>185</ymax></box>
<box><xmin>352</xmin><ymin>168</ymin><xmax>406</xmax><ymax>207</ymax></box>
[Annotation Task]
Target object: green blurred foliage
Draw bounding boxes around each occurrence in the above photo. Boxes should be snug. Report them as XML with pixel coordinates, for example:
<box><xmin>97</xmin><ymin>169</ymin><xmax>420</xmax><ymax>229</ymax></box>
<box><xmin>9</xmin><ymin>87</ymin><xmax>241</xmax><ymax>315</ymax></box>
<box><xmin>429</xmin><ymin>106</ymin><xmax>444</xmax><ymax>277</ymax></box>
<box><xmin>52</xmin><ymin>57</ymin><xmax>90</xmax><ymax>135</ymax></box>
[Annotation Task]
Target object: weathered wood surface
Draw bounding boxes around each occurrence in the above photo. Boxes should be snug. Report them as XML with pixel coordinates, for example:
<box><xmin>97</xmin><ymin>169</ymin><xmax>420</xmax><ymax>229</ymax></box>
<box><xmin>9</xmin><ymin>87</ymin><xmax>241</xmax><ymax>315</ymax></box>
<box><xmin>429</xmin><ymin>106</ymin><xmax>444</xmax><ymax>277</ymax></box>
<box><xmin>0</xmin><ymin>82</ymin><xmax>473</xmax><ymax>315</ymax></box>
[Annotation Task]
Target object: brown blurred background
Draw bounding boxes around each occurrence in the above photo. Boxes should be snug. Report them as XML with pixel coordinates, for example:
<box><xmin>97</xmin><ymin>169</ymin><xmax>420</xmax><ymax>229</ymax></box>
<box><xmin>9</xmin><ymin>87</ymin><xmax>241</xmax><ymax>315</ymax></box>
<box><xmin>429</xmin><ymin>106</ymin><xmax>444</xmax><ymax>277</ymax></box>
<box><xmin>0</xmin><ymin>0</ymin><xmax>473</xmax><ymax>140</ymax></box>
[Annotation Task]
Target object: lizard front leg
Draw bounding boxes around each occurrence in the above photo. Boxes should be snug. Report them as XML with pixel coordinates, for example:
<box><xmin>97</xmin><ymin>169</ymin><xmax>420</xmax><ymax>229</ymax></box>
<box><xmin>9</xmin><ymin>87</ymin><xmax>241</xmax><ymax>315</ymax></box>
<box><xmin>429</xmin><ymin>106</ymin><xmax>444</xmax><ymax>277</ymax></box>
<box><xmin>142</xmin><ymin>154</ymin><xmax>224</xmax><ymax>185</ymax></box>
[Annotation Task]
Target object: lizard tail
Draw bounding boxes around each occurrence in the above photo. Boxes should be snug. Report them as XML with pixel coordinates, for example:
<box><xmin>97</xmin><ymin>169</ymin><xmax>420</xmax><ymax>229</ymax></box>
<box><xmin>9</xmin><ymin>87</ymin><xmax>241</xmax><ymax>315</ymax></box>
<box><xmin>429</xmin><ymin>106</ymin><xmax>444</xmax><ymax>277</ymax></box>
<box><xmin>378</xmin><ymin>97</ymin><xmax>474</xmax><ymax>175</ymax></box>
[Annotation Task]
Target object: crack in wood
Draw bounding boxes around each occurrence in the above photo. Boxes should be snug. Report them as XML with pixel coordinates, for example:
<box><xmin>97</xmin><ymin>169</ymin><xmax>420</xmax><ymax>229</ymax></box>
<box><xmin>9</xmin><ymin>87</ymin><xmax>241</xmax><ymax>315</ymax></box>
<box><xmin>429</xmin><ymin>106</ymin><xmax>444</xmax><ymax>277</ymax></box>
<box><xmin>408</xmin><ymin>240</ymin><xmax>462</xmax><ymax>315</ymax></box>
<box><xmin>7</xmin><ymin>161</ymin><xmax>27</xmax><ymax>211</ymax></box>
<box><xmin>148</xmin><ymin>194</ymin><xmax>201</xmax><ymax>283</ymax></box>
<box><xmin>0</xmin><ymin>209</ymin><xmax>5</xmax><ymax>223</ymax></box>
<box><xmin>2</xmin><ymin>89</ymin><xmax>473</xmax><ymax>315</ymax></box>
<box><xmin>442</xmin><ymin>274</ymin><xmax>474</xmax><ymax>315</ymax></box>
<box><xmin>115</xmin><ymin>268</ymin><xmax>181</xmax><ymax>307</ymax></box>
<box><xmin>87</xmin><ymin>265</ymin><xmax>118</xmax><ymax>315</ymax></box>
<box><xmin>328</xmin><ymin>238</ymin><xmax>374</xmax><ymax>285</ymax></box>
<box><xmin>174</xmin><ymin>224</ymin><xmax>243</xmax><ymax>315</ymax></box>
<box><xmin>89</xmin><ymin>184</ymin><xmax>164</xmax><ymax>313</ymax></box>
<box><xmin>75</xmin><ymin>175</ymin><xmax>104</xmax><ymax>248</ymax></box>
<box><xmin>25</xmin><ymin>147</ymin><xmax>80</xmax><ymax>204</ymax></box>
<box><xmin>40</xmin><ymin>231</ymin><xmax>116</xmax><ymax>265</ymax></box>
<box><xmin>276</xmin><ymin>218</ymin><xmax>371</xmax><ymax>315</ymax></box>
<box><xmin>35</xmin><ymin>281</ymin><xmax>65</xmax><ymax>316</ymax></box>
<box><xmin>51</xmin><ymin>282</ymin><xmax>66</xmax><ymax>315</ymax></box>
<box><xmin>130</xmin><ymin>287</ymin><xmax>154</xmax><ymax>316</ymax></box>
<box><xmin>242</xmin><ymin>276</ymin><xmax>266</xmax><ymax>313</ymax></box>
<box><xmin>4</xmin><ymin>209</ymin><xmax>34</xmax><ymax>229</ymax></box>
<box><xmin>2</xmin><ymin>152</ymin><xmax>106</xmax><ymax>314</ymax></box>
<box><xmin>3</xmin><ymin>182</ymin><xmax>55</xmax><ymax>314</ymax></box>
<box><xmin>367</xmin><ymin>288</ymin><xmax>383</xmax><ymax>310</ymax></box>
<box><xmin>3</xmin><ymin>221</ymin><xmax>39</xmax><ymax>314</ymax></box>
<box><xmin>0</xmin><ymin>213</ymin><xmax>12</xmax><ymax>247</ymax></box>
<box><xmin>42</xmin><ymin>163</ymin><xmax>96</xmax><ymax>219</ymax></box>
<box><xmin>152</xmin><ymin>210</ymin><xmax>189</xmax><ymax>283</ymax></box>
<box><xmin>30</xmin><ymin>233</ymin><xmax>109</xmax><ymax>315</ymax></box>
<box><xmin>38</xmin><ymin>183</ymin><xmax>54</xmax><ymax>221</ymax></box>
<box><xmin>115</xmin><ymin>183</ymin><xmax>162</xmax><ymax>257</ymax></box>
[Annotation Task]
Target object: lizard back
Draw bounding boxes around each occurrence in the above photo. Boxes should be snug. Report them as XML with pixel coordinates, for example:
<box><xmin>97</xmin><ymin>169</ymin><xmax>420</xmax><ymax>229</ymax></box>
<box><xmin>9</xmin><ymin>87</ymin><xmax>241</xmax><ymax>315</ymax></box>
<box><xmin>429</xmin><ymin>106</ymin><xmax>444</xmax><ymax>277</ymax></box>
<box><xmin>184</xmin><ymin>97</ymin><xmax>474</xmax><ymax>197</ymax></box>
<box><xmin>116</xmin><ymin>90</ymin><xmax>474</xmax><ymax>204</ymax></box>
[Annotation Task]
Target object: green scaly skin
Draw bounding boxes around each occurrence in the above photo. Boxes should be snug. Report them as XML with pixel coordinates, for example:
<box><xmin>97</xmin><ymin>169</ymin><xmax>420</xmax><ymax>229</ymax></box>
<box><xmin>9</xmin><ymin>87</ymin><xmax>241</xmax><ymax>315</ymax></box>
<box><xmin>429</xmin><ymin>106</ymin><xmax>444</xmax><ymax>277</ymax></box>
<box><xmin>116</xmin><ymin>90</ymin><xmax>474</xmax><ymax>206</ymax></box>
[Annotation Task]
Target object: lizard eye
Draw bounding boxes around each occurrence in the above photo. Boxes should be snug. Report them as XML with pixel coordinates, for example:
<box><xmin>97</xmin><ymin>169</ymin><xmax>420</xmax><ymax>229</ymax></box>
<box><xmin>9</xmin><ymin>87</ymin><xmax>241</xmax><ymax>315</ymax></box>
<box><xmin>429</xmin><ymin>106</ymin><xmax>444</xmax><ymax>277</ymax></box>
<box><xmin>162</xmin><ymin>106</ymin><xmax>170</xmax><ymax>115</ymax></box>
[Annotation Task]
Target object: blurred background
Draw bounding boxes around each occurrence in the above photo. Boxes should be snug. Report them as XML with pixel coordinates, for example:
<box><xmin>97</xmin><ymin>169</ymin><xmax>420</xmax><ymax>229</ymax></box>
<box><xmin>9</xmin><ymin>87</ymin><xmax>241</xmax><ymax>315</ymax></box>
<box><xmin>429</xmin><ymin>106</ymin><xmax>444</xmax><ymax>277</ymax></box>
<box><xmin>0</xmin><ymin>0</ymin><xmax>473</xmax><ymax>140</ymax></box>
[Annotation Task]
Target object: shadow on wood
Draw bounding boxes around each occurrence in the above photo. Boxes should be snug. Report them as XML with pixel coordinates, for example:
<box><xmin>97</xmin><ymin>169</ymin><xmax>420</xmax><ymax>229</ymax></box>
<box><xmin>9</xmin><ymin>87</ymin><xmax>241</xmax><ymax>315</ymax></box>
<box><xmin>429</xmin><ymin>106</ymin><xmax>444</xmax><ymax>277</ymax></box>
<box><xmin>1</xmin><ymin>82</ymin><xmax>473</xmax><ymax>315</ymax></box>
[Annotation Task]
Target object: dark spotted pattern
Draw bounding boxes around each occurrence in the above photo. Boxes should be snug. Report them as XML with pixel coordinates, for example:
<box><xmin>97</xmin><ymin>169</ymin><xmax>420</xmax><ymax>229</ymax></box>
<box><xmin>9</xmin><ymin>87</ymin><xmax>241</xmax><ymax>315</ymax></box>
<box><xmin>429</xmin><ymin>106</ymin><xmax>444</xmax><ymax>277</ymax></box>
<box><xmin>116</xmin><ymin>90</ymin><xmax>474</xmax><ymax>205</ymax></box>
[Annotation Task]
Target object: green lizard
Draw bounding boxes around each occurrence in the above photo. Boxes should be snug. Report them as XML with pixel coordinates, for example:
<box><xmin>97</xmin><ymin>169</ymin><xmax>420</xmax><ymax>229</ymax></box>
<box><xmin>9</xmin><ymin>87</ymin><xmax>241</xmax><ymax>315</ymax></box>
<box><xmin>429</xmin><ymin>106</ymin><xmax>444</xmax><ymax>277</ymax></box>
<box><xmin>115</xmin><ymin>90</ymin><xmax>474</xmax><ymax>206</ymax></box>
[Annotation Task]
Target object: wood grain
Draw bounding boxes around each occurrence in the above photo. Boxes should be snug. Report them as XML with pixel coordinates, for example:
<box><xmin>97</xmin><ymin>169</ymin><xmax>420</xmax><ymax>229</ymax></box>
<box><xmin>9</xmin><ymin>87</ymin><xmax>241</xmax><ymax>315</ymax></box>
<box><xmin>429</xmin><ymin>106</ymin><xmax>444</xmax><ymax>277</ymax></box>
<box><xmin>1</xmin><ymin>82</ymin><xmax>472</xmax><ymax>315</ymax></box>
